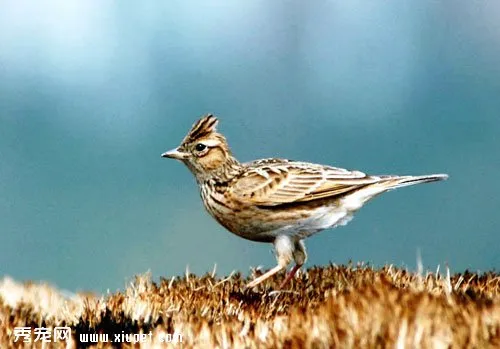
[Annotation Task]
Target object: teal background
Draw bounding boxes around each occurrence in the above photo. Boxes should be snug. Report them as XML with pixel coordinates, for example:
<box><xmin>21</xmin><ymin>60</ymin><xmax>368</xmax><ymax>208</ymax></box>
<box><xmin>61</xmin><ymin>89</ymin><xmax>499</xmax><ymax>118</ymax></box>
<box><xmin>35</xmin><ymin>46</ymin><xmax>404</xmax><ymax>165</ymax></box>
<box><xmin>1</xmin><ymin>1</ymin><xmax>499</xmax><ymax>292</ymax></box>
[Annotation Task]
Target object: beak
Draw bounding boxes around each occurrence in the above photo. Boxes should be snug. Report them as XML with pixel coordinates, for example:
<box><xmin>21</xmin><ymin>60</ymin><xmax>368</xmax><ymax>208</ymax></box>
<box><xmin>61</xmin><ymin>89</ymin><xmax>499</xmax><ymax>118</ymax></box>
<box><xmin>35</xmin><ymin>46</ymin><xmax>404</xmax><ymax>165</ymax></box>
<box><xmin>161</xmin><ymin>148</ymin><xmax>189</xmax><ymax>160</ymax></box>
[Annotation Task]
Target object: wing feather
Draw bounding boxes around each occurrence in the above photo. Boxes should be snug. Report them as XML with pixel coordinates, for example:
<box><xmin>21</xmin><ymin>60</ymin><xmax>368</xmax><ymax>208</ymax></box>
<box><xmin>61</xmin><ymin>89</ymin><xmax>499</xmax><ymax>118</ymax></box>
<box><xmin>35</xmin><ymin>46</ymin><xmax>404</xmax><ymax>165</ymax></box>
<box><xmin>230</xmin><ymin>159</ymin><xmax>380</xmax><ymax>206</ymax></box>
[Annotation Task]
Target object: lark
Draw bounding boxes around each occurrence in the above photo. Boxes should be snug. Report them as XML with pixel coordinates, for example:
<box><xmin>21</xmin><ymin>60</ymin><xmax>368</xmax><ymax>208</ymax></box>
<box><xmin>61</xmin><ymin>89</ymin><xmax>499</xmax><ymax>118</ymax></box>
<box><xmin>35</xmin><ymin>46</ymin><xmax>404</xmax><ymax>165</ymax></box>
<box><xmin>162</xmin><ymin>114</ymin><xmax>448</xmax><ymax>289</ymax></box>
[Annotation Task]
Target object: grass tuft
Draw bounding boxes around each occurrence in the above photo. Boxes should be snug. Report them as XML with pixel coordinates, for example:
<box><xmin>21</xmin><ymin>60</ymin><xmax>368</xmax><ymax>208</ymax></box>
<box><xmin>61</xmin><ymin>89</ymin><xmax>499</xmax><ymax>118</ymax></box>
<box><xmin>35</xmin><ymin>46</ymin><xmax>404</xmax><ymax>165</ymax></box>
<box><xmin>1</xmin><ymin>264</ymin><xmax>499</xmax><ymax>348</ymax></box>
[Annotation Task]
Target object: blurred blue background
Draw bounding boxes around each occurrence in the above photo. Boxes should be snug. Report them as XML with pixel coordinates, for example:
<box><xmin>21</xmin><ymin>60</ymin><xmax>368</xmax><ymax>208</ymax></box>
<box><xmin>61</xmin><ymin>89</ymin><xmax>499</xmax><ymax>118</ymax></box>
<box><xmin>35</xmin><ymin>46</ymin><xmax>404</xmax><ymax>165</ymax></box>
<box><xmin>1</xmin><ymin>1</ymin><xmax>499</xmax><ymax>292</ymax></box>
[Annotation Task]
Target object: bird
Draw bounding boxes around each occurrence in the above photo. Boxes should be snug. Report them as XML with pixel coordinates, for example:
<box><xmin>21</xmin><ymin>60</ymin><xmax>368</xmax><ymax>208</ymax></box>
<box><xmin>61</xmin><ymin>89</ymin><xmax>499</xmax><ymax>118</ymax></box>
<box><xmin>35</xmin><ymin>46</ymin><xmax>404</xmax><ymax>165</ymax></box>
<box><xmin>161</xmin><ymin>114</ymin><xmax>448</xmax><ymax>289</ymax></box>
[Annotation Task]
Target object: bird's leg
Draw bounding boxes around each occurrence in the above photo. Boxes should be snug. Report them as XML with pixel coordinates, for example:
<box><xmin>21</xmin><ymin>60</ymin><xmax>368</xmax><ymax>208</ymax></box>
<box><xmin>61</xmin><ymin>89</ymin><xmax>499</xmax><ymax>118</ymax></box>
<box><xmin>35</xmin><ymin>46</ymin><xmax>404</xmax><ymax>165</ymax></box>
<box><xmin>246</xmin><ymin>235</ymin><xmax>293</xmax><ymax>289</ymax></box>
<box><xmin>246</xmin><ymin>264</ymin><xmax>284</xmax><ymax>289</ymax></box>
<box><xmin>280</xmin><ymin>239</ymin><xmax>307</xmax><ymax>288</ymax></box>
<box><xmin>279</xmin><ymin>264</ymin><xmax>301</xmax><ymax>289</ymax></box>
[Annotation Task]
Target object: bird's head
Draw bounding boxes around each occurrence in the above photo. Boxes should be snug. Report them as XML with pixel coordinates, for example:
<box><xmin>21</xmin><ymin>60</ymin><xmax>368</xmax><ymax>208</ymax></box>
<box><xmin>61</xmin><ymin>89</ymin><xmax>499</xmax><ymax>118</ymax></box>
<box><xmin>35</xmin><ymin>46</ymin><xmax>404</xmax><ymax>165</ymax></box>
<box><xmin>162</xmin><ymin>114</ymin><xmax>239</xmax><ymax>181</ymax></box>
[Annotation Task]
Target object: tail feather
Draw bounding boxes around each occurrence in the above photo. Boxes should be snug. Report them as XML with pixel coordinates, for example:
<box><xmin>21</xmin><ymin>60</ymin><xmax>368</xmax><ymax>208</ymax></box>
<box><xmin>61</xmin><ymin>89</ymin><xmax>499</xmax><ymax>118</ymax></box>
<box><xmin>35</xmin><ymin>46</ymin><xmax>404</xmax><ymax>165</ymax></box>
<box><xmin>341</xmin><ymin>173</ymin><xmax>448</xmax><ymax>210</ymax></box>
<box><xmin>383</xmin><ymin>173</ymin><xmax>449</xmax><ymax>190</ymax></box>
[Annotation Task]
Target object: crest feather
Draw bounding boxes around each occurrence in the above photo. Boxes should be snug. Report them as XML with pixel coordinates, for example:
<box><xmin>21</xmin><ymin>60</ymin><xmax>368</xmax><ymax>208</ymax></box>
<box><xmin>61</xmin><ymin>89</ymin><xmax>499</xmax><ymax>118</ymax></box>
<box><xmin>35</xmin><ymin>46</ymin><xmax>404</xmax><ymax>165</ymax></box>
<box><xmin>183</xmin><ymin>114</ymin><xmax>219</xmax><ymax>143</ymax></box>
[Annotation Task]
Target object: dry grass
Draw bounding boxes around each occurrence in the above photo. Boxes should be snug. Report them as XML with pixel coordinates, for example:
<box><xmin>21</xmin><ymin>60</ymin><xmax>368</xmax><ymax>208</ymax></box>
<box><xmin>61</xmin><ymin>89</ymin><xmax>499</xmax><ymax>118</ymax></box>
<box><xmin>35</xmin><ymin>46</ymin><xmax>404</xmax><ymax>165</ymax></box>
<box><xmin>1</xmin><ymin>264</ymin><xmax>499</xmax><ymax>348</ymax></box>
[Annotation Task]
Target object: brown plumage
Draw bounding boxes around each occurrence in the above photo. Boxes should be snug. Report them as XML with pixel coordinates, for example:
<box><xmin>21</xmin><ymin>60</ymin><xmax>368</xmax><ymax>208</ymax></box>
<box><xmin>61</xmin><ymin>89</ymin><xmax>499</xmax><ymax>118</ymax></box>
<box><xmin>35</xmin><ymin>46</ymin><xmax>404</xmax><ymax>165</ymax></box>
<box><xmin>162</xmin><ymin>114</ymin><xmax>448</xmax><ymax>288</ymax></box>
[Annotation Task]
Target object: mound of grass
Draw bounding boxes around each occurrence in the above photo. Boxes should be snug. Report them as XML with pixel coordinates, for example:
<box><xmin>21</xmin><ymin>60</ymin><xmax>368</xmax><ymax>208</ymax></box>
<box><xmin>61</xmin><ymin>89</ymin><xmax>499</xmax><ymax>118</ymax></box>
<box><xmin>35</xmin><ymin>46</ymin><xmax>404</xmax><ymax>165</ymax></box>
<box><xmin>1</xmin><ymin>264</ymin><xmax>499</xmax><ymax>348</ymax></box>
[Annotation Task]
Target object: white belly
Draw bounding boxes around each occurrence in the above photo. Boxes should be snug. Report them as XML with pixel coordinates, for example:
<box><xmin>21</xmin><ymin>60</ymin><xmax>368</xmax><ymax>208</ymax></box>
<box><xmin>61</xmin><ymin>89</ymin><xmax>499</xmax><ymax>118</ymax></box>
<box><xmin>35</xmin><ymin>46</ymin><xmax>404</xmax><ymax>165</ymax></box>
<box><xmin>267</xmin><ymin>206</ymin><xmax>354</xmax><ymax>240</ymax></box>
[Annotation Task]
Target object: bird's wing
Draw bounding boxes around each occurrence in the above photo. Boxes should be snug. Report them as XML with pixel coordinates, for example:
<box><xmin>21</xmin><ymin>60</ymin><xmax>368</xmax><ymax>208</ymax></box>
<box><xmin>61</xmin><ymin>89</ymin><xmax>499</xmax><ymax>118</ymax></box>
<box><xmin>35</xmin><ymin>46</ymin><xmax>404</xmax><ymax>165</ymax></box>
<box><xmin>229</xmin><ymin>159</ymin><xmax>381</xmax><ymax>206</ymax></box>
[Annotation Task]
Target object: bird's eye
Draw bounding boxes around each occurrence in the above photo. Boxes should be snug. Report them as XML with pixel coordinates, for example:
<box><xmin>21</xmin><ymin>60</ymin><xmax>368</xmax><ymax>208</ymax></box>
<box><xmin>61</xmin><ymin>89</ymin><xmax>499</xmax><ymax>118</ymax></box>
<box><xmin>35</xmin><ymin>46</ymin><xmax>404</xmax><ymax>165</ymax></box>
<box><xmin>195</xmin><ymin>143</ymin><xmax>206</xmax><ymax>152</ymax></box>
